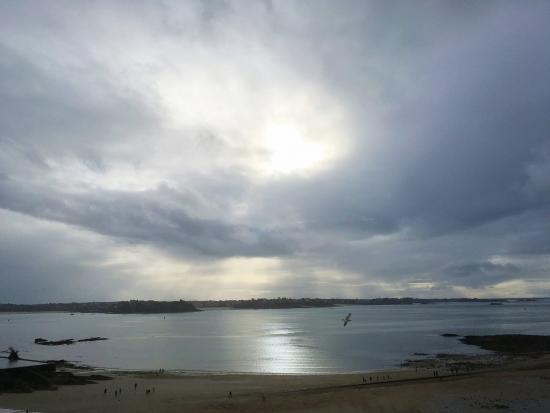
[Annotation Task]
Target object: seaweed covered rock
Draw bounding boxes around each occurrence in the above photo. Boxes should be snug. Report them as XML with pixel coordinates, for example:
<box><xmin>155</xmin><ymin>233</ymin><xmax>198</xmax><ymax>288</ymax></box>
<box><xmin>460</xmin><ymin>334</ymin><xmax>550</xmax><ymax>353</ymax></box>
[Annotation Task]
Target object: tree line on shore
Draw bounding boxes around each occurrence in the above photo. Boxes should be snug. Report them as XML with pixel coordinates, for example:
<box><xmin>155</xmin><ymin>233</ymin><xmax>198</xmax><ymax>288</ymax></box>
<box><xmin>191</xmin><ymin>297</ymin><xmax>534</xmax><ymax>309</ymax></box>
<box><xmin>0</xmin><ymin>300</ymin><xmax>200</xmax><ymax>314</ymax></box>
<box><xmin>0</xmin><ymin>297</ymin><xmax>535</xmax><ymax>313</ymax></box>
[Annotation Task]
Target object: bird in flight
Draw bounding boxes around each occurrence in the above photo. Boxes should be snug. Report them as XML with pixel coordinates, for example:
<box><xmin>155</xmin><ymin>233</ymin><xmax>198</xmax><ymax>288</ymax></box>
<box><xmin>342</xmin><ymin>313</ymin><xmax>352</xmax><ymax>326</ymax></box>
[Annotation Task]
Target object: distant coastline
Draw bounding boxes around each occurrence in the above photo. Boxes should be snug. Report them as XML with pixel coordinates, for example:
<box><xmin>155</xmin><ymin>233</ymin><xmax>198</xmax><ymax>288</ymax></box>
<box><xmin>193</xmin><ymin>297</ymin><xmax>537</xmax><ymax>310</ymax></box>
<box><xmin>0</xmin><ymin>300</ymin><xmax>200</xmax><ymax>314</ymax></box>
<box><xmin>0</xmin><ymin>297</ymin><xmax>537</xmax><ymax>313</ymax></box>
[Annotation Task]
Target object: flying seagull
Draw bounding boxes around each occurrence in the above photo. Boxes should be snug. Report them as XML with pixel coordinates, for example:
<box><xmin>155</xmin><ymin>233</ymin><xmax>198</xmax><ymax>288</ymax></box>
<box><xmin>342</xmin><ymin>313</ymin><xmax>352</xmax><ymax>327</ymax></box>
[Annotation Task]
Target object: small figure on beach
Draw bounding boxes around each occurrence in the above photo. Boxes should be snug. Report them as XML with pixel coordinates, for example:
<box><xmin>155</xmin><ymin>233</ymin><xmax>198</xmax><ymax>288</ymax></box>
<box><xmin>115</xmin><ymin>390</ymin><xmax>118</xmax><ymax>397</ymax></box>
<box><xmin>342</xmin><ymin>313</ymin><xmax>352</xmax><ymax>326</ymax></box>
<box><xmin>119</xmin><ymin>387</ymin><xmax>122</xmax><ymax>394</ymax></box>
<box><xmin>362</xmin><ymin>376</ymin><xmax>366</xmax><ymax>383</ymax></box>
<box><xmin>134</xmin><ymin>383</ymin><xmax>138</xmax><ymax>390</ymax></box>
<box><xmin>146</xmin><ymin>389</ymin><xmax>151</xmax><ymax>395</ymax></box>
<box><xmin>8</xmin><ymin>347</ymin><xmax>20</xmax><ymax>361</ymax></box>
<box><xmin>104</xmin><ymin>388</ymin><xmax>107</xmax><ymax>395</ymax></box>
<box><xmin>228</xmin><ymin>391</ymin><xmax>233</xmax><ymax>398</ymax></box>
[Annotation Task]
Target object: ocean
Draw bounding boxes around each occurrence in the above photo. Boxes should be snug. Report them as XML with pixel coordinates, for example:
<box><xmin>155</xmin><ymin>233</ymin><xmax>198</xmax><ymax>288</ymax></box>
<box><xmin>2</xmin><ymin>300</ymin><xmax>550</xmax><ymax>374</ymax></box>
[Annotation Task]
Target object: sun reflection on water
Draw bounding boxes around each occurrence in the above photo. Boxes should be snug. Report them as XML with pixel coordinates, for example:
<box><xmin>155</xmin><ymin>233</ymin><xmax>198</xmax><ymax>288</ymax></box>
<box><xmin>257</xmin><ymin>324</ymin><xmax>321</xmax><ymax>374</ymax></box>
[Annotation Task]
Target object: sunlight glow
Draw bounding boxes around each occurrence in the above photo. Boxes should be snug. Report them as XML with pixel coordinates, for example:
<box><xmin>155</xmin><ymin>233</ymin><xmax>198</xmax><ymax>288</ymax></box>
<box><xmin>262</xmin><ymin>123</ymin><xmax>329</xmax><ymax>175</ymax></box>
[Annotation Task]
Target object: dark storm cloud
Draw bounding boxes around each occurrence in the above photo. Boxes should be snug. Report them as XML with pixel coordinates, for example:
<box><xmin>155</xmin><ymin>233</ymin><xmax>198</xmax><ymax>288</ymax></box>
<box><xmin>0</xmin><ymin>209</ymin><xmax>128</xmax><ymax>303</ymax></box>
<box><xmin>446</xmin><ymin>261</ymin><xmax>520</xmax><ymax>285</ymax></box>
<box><xmin>1</xmin><ymin>1</ymin><xmax>550</xmax><ymax>301</ymax></box>
<box><xmin>259</xmin><ymin>1</ymin><xmax>550</xmax><ymax>239</ymax></box>
<box><xmin>0</xmin><ymin>44</ymin><xmax>157</xmax><ymax>158</ymax></box>
<box><xmin>0</xmin><ymin>176</ymin><xmax>291</xmax><ymax>258</ymax></box>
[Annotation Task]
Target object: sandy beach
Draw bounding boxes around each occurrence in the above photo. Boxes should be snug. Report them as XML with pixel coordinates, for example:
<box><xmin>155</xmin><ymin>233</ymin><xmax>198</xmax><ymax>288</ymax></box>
<box><xmin>2</xmin><ymin>354</ymin><xmax>550</xmax><ymax>413</ymax></box>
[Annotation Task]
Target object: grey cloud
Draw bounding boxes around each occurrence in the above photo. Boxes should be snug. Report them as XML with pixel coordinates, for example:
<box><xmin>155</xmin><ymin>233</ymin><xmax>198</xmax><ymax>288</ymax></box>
<box><xmin>0</xmin><ymin>210</ymin><xmax>127</xmax><ymax>303</ymax></box>
<box><xmin>1</xmin><ymin>1</ymin><xmax>550</xmax><ymax>301</ymax></box>
<box><xmin>0</xmin><ymin>45</ymin><xmax>157</xmax><ymax>158</ymax></box>
<box><xmin>0</xmin><ymin>176</ymin><xmax>291</xmax><ymax>258</ymax></box>
<box><xmin>437</xmin><ymin>259</ymin><xmax>540</xmax><ymax>290</ymax></box>
<box><xmin>446</xmin><ymin>261</ymin><xmax>520</xmax><ymax>279</ymax></box>
<box><xmin>254</xmin><ymin>1</ymin><xmax>550</xmax><ymax>241</ymax></box>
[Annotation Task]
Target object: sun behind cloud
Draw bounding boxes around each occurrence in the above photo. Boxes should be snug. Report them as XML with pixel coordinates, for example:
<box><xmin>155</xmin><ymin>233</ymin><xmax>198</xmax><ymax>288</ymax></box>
<box><xmin>262</xmin><ymin>122</ymin><xmax>329</xmax><ymax>175</ymax></box>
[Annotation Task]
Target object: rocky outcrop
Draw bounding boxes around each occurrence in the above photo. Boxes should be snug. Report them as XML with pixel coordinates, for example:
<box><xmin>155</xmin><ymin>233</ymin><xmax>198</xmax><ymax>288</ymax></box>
<box><xmin>35</xmin><ymin>337</ymin><xmax>108</xmax><ymax>346</ymax></box>
<box><xmin>460</xmin><ymin>334</ymin><xmax>550</xmax><ymax>353</ymax></box>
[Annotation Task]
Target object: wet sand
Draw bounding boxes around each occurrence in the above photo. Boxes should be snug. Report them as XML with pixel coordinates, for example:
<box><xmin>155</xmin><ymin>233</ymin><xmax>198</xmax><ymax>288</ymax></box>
<box><xmin>2</xmin><ymin>355</ymin><xmax>550</xmax><ymax>412</ymax></box>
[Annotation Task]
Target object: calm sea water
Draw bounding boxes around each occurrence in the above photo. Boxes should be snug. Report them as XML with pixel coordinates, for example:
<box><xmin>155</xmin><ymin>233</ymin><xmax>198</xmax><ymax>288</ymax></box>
<box><xmin>2</xmin><ymin>300</ymin><xmax>550</xmax><ymax>373</ymax></box>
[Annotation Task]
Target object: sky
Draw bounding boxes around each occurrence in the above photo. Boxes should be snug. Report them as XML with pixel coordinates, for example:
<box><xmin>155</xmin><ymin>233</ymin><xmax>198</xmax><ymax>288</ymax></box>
<box><xmin>1</xmin><ymin>1</ymin><xmax>550</xmax><ymax>303</ymax></box>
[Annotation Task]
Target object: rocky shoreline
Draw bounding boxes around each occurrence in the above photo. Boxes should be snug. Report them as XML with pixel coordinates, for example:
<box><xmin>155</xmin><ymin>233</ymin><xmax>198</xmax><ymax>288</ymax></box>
<box><xmin>3</xmin><ymin>334</ymin><xmax>550</xmax><ymax>396</ymax></box>
<box><xmin>0</xmin><ymin>360</ymin><xmax>111</xmax><ymax>394</ymax></box>
<box><xmin>403</xmin><ymin>333</ymin><xmax>550</xmax><ymax>372</ymax></box>
<box><xmin>34</xmin><ymin>337</ymin><xmax>108</xmax><ymax>346</ymax></box>
<box><xmin>459</xmin><ymin>334</ymin><xmax>550</xmax><ymax>353</ymax></box>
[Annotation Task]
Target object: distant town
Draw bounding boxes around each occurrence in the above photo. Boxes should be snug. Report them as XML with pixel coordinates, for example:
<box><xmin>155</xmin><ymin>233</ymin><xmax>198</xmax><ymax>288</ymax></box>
<box><xmin>0</xmin><ymin>297</ymin><xmax>537</xmax><ymax>314</ymax></box>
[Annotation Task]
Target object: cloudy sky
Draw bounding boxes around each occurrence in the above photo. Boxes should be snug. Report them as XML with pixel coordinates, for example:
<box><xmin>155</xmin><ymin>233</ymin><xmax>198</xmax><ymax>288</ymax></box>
<box><xmin>1</xmin><ymin>1</ymin><xmax>550</xmax><ymax>303</ymax></box>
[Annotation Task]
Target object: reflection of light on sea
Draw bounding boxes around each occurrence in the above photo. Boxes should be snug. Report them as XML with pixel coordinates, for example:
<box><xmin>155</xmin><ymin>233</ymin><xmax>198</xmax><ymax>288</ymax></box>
<box><xmin>259</xmin><ymin>334</ymin><xmax>313</xmax><ymax>373</ymax></box>
<box><xmin>257</xmin><ymin>324</ymin><xmax>318</xmax><ymax>374</ymax></box>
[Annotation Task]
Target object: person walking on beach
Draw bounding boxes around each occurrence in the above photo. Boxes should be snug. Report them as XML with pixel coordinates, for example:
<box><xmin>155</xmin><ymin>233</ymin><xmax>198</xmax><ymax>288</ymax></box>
<box><xmin>228</xmin><ymin>391</ymin><xmax>233</xmax><ymax>398</ymax></box>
